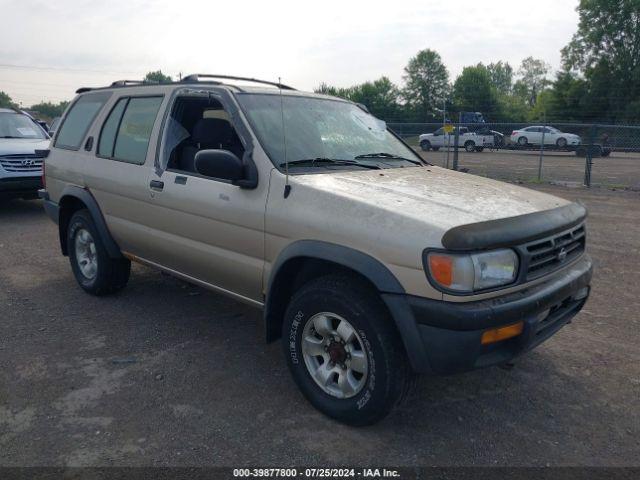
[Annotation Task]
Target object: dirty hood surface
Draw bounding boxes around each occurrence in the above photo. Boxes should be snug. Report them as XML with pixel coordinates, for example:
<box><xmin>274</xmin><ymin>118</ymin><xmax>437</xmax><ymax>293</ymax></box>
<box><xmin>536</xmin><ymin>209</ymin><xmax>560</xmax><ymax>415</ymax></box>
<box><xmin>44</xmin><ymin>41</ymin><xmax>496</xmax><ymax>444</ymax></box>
<box><xmin>292</xmin><ymin>165</ymin><xmax>570</xmax><ymax>232</ymax></box>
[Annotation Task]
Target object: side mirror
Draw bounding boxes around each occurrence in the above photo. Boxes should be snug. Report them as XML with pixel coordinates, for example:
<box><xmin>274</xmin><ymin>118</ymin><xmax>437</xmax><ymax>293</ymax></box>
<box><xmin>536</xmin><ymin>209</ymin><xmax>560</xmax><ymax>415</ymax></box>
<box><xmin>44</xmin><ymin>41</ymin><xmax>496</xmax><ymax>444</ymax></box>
<box><xmin>194</xmin><ymin>149</ymin><xmax>243</xmax><ymax>182</ymax></box>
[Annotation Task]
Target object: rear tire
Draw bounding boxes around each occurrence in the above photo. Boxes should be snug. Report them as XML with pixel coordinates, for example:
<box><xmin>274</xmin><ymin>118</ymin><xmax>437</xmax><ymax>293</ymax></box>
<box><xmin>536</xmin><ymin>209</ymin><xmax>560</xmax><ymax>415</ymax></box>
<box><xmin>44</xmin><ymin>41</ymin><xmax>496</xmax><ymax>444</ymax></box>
<box><xmin>517</xmin><ymin>136</ymin><xmax>528</xmax><ymax>146</ymax></box>
<box><xmin>67</xmin><ymin>209</ymin><xmax>130</xmax><ymax>296</ymax></box>
<box><xmin>419</xmin><ymin>140</ymin><xmax>431</xmax><ymax>151</ymax></box>
<box><xmin>282</xmin><ymin>274</ymin><xmax>411</xmax><ymax>426</ymax></box>
<box><xmin>464</xmin><ymin>141</ymin><xmax>476</xmax><ymax>152</ymax></box>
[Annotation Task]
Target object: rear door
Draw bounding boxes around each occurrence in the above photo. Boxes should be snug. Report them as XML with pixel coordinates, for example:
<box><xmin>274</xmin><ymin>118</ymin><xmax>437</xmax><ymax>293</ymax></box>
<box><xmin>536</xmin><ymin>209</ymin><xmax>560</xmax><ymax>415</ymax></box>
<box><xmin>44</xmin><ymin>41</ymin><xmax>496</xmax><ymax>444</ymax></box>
<box><xmin>82</xmin><ymin>93</ymin><xmax>166</xmax><ymax>256</ymax></box>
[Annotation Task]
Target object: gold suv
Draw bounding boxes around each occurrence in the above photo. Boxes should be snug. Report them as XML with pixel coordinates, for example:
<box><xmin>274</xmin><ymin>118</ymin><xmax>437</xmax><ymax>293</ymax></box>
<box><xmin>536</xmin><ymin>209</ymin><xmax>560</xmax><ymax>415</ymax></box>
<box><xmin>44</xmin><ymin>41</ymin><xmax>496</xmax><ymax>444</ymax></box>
<box><xmin>39</xmin><ymin>75</ymin><xmax>592</xmax><ymax>425</ymax></box>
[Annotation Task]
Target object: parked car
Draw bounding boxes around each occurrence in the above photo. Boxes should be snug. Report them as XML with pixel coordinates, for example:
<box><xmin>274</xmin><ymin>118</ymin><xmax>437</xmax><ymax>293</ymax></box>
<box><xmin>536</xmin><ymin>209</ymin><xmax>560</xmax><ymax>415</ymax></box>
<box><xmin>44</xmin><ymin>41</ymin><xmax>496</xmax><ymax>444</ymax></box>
<box><xmin>48</xmin><ymin>116</ymin><xmax>61</xmax><ymax>137</ymax></box>
<box><xmin>510</xmin><ymin>126</ymin><xmax>581</xmax><ymax>148</ymax></box>
<box><xmin>0</xmin><ymin>108</ymin><xmax>50</xmax><ymax>199</ymax></box>
<box><xmin>419</xmin><ymin>126</ymin><xmax>494</xmax><ymax>152</ymax></box>
<box><xmin>39</xmin><ymin>75</ymin><xmax>592</xmax><ymax>425</ymax></box>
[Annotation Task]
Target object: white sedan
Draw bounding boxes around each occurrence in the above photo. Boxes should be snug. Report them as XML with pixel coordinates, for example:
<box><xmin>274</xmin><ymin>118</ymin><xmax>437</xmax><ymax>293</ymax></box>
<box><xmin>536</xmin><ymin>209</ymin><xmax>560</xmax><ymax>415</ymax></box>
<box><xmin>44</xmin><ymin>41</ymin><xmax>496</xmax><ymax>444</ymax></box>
<box><xmin>510</xmin><ymin>126</ymin><xmax>581</xmax><ymax>148</ymax></box>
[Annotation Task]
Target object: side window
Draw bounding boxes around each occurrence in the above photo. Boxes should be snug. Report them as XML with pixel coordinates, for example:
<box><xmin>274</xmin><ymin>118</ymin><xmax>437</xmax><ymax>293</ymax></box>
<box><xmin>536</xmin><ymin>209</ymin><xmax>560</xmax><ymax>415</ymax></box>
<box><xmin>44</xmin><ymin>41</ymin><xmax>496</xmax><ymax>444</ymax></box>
<box><xmin>159</xmin><ymin>95</ymin><xmax>245</xmax><ymax>175</ymax></box>
<box><xmin>97</xmin><ymin>96</ymin><xmax>163</xmax><ymax>164</ymax></box>
<box><xmin>55</xmin><ymin>92</ymin><xmax>111</xmax><ymax>150</ymax></box>
<box><xmin>97</xmin><ymin>98</ymin><xmax>127</xmax><ymax>157</ymax></box>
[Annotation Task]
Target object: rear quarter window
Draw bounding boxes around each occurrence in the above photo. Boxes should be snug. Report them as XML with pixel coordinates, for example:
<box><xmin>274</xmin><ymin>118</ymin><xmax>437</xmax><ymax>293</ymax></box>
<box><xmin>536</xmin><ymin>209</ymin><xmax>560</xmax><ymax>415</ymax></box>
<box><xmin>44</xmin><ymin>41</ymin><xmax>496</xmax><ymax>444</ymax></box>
<box><xmin>54</xmin><ymin>92</ymin><xmax>111</xmax><ymax>150</ymax></box>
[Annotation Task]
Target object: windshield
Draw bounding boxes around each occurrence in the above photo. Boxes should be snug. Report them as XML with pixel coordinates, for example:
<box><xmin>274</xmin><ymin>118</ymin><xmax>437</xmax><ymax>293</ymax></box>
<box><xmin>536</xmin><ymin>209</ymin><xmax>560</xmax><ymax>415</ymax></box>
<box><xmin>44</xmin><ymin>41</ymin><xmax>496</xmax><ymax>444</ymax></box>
<box><xmin>236</xmin><ymin>94</ymin><xmax>421</xmax><ymax>170</ymax></box>
<box><xmin>0</xmin><ymin>112</ymin><xmax>47</xmax><ymax>139</ymax></box>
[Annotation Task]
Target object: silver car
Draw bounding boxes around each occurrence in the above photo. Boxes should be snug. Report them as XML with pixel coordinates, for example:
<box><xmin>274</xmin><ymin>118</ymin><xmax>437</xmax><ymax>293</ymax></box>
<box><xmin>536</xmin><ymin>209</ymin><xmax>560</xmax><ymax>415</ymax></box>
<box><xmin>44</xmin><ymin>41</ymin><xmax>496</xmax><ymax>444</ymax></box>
<box><xmin>0</xmin><ymin>108</ymin><xmax>50</xmax><ymax>199</ymax></box>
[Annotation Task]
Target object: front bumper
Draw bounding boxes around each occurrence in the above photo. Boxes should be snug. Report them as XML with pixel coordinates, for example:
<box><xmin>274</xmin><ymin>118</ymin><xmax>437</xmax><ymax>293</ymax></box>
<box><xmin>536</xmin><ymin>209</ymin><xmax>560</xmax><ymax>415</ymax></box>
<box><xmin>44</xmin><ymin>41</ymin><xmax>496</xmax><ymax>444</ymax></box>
<box><xmin>382</xmin><ymin>255</ymin><xmax>593</xmax><ymax>374</ymax></box>
<box><xmin>0</xmin><ymin>176</ymin><xmax>42</xmax><ymax>197</ymax></box>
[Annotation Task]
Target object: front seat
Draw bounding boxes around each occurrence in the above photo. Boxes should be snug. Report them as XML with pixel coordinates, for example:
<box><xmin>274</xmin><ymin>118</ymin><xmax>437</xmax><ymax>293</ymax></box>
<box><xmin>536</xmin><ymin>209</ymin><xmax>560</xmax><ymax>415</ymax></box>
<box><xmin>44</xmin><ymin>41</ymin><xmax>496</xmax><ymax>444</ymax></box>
<box><xmin>179</xmin><ymin>118</ymin><xmax>239</xmax><ymax>173</ymax></box>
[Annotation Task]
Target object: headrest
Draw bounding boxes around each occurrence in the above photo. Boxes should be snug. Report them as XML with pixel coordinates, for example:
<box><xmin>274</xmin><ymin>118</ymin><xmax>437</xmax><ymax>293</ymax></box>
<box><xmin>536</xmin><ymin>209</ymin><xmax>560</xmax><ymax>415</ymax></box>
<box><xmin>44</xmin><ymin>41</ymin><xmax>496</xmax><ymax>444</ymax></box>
<box><xmin>192</xmin><ymin>118</ymin><xmax>232</xmax><ymax>145</ymax></box>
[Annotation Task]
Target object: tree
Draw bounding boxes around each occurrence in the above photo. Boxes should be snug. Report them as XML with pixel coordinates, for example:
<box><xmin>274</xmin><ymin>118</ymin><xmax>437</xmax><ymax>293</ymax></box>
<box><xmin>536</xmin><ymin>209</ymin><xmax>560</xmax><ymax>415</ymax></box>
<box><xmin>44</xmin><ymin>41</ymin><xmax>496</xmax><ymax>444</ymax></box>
<box><xmin>452</xmin><ymin>65</ymin><xmax>503</xmax><ymax>119</ymax></box>
<box><xmin>315</xmin><ymin>77</ymin><xmax>401</xmax><ymax>120</ymax></box>
<box><xmin>401</xmin><ymin>49</ymin><xmax>450</xmax><ymax>122</ymax></box>
<box><xmin>542</xmin><ymin>72</ymin><xmax>589</xmax><ymax>121</ymax></box>
<box><xmin>348</xmin><ymin>77</ymin><xmax>401</xmax><ymax>120</ymax></box>
<box><xmin>314</xmin><ymin>82</ymin><xmax>353</xmax><ymax>99</ymax></box>
<box><xmin>485</xmin><ymin>61</ymin><xmax>514</xmax><ymax>94</ymax></box>
<box><xmin>561</xmin><ymin>0</ymin><xmax>640</xmax><ymax>122</ymax></box>
<box><xmin>29</xmin><ymin>101</ymin><xmax>70</xmax><ymax>119</ymax></box>
<box><xmin>515</xmin><ymin>57</ymin><xmax>551</xmax><ymax>107</ymax></box>
<box><xmin>0</xmin><ymin>91</ymin><xmax>16</xmax><ymax>109</ymax></box>
<box><xmin>143</xmin><ymin>70</ymin><xmax>172</xmax><ymax>83</ymax></box>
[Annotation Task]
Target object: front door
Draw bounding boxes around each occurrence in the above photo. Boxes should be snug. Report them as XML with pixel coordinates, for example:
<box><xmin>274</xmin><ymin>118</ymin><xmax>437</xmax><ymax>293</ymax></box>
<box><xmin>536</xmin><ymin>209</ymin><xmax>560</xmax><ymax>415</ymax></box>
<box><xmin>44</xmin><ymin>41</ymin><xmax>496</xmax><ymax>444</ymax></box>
<box><xmin>141</xmin><ymin>91</ymin><xmax>267</xmax><ymax>304</ymax></box>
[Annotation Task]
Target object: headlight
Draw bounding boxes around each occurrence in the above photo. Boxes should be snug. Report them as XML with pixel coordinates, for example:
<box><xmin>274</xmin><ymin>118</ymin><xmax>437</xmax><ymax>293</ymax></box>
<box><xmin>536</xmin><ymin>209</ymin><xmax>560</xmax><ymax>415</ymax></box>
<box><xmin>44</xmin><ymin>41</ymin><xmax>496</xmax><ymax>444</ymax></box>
<box><xmin>426</xmin><ymin>249</ymin><xmax>519</xmax><ymax>293</ymax></box>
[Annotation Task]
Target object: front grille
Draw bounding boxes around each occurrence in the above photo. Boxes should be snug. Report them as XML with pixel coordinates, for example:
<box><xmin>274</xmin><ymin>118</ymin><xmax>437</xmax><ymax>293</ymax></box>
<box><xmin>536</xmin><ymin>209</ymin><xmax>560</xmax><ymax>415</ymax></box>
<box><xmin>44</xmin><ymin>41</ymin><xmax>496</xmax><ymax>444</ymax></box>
<box><xmin>524</xmin><ymin>224</ymin><xmax>585</xmax><ymax>280</ymax></box>
<box><xmin>0</xmin><ymin>154</ymin><xmax>44</xmax><ymax>172</ymax></box>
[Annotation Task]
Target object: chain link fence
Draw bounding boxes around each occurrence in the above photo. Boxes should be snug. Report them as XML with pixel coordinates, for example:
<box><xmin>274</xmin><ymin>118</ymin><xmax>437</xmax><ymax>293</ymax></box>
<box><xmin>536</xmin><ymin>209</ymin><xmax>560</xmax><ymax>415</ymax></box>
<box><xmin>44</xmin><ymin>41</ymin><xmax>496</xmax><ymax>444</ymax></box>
<box><xmin>389</xmin><ymin>122</ymin><xmax>640</xmax><ymax>190</ymax></box>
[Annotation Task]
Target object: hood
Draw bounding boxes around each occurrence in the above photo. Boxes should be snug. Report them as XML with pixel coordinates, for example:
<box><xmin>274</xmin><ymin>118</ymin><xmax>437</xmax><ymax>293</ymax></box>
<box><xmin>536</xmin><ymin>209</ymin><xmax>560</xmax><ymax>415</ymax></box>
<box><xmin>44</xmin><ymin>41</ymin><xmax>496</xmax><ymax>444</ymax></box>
<box><xmin>291</xmin><ymin>165</ymin><xmax>569</xmax><ymax>234</ymax></box>
<box><xmin>0</xmin><ymin>138</ymin><xmax>51</xmax><ymax>156</ymax></box>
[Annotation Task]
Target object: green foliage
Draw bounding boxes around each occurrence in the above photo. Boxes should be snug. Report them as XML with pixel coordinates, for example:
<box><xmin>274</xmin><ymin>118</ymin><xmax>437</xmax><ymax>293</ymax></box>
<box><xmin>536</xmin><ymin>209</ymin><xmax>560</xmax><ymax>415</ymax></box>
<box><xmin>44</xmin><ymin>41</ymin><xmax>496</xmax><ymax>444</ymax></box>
<box><xmin>143</xmin><ymin>70</ymin><xmax>173</xmax><ymax>83</ymax></box>
<box><xmin>452</xmin><ymin>65</ymin><xmax>501</xmax><ymax>118</ymax></box>
<box><xmin>516</xmin><ymin>57</ymin><xmax>551</xmax><ymax>107</ymax></box>
<box><xmin>560</xmin><ymin>0</ymin><xmax>640</xmax><ymax>122</ymax></box>
<box><xmin>29</xmin><ymin>101</ymin><xmax>70</xmax><ymax>119</ymax></box>
<box><xmin>314</xmin><ymin>4</ymin><xmax>640</xmax><ymax>125</ymax></box>
<box><xmin>0</xmin><ymin>91</ymin><xmax>16</xmax><ymax>109</ymax></box>
<box><xmin>486</xmin><ymin>61</ymin><xmax>514</xmax><ymax>94</ymax></box>
<box><xmin>401</xmin><ymin>49</ymin><xmax>450</xmax><ymax>122</ymax></box>
<box><xmin>315</xmin><ymin>77</ymin><xmax>401</xmax><ymax>120</ymax></box>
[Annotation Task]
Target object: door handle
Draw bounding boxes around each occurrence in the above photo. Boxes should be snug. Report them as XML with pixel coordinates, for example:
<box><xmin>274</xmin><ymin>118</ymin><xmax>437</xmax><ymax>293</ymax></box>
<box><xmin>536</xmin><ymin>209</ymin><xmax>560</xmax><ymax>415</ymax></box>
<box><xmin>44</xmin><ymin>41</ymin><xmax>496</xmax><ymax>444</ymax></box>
<box><xmin>150</xmin><ymin>180</ymin><xmax>164</xmax><ymax>190</ymax></box>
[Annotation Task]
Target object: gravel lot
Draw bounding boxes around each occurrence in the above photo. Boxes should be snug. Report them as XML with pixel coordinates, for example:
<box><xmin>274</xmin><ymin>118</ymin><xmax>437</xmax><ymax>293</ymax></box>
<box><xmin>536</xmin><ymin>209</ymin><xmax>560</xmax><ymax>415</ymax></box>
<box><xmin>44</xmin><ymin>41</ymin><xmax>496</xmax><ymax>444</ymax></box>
<box><xmin>1</xmin><ymin>183</ymin><xmax>639</xmax><ymax>467</ymax></box>
<box><xmin>419</xmin><ymin>149</ymin><xmax>640</xmax><ymax>189</ymax></box>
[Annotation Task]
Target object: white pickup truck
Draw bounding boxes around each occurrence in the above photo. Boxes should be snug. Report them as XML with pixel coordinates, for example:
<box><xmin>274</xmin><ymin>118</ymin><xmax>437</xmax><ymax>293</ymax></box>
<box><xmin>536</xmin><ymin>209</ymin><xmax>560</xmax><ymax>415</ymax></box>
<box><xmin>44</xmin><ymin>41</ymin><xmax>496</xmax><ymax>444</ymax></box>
<box><xmin>419</xmin><ymin>126</ymin><xmax>494</xmax><ymax>152</ymax></box>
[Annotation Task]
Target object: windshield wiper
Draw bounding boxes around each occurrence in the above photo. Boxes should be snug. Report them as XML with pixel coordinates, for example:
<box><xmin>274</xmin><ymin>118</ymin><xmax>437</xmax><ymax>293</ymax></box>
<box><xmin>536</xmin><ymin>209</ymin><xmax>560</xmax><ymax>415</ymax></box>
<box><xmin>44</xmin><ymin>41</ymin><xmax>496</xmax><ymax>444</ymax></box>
<box><xmin>354</xmin><ymin>152</ymin><xmax>423</xmax><ymax>166</ymax></box>
<box><xmin>280</xmin><ymin>157</ymin><xmax>381</xmax><ymax>170</ymax></box>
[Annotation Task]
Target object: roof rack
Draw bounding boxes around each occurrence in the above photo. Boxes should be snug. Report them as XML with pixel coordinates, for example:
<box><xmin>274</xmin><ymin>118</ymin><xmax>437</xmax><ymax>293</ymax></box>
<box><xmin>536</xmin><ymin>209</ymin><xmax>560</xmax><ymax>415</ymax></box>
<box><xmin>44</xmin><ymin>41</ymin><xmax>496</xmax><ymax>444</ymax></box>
<box><xmin>74</xmin><ymin>74</ymin><xmax>296</xmax><ymax>94</ymax></box>
<box><xmin>75</xmin><ymin>79</ymin><xmax>155</xmax><ymax>93</ymax></box>
<box><xmin>181</xmin><ymin>74</ymin><xmax>296</xmax><ymax>90</ymax></box>
<box><xmin>110</xmin><ymin>79</ymin><xmax>155</xmax><ymax>87</ymax></box>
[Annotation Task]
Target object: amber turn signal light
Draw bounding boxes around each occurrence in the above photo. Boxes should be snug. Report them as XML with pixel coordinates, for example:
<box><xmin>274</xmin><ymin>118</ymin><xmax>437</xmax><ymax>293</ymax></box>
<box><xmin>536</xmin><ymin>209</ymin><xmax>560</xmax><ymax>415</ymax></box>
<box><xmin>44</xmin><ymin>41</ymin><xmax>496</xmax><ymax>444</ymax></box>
<box><xmin>481</xmin><ymin>321</ymin><xmax>524</xmax><ymax>345</ymax></box>
<box><xmin>428</xmin><ymin>254</ymin><xmax>453</xmax><ymax>287</ymax></box>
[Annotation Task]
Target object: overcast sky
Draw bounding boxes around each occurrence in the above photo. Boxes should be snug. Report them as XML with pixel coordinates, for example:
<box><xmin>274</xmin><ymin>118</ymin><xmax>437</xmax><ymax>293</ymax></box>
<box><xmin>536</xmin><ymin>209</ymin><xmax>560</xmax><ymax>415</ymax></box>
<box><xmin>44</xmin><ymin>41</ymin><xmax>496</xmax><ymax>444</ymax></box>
<box><xmin>0</xmin><ymin>0</ymin><xmax>579</xmax><ymax>106</ymax></box>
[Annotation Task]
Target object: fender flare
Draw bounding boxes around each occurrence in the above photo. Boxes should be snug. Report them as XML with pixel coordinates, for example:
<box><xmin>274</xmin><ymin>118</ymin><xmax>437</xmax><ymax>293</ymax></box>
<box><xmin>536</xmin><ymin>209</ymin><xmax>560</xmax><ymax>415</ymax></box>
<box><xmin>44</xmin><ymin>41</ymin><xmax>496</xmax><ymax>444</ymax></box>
<box><xmin>58</xmin><ymin>186</ymin><xmax>123</xmax><ymax>258</ymax></box>
<box><xmin>267</xmin><ymin>240</ymin><xmax>405</xmax><ymax>297</ymax></box>
<box><xmin>264</xmin><ymin>240</ymin><xmax>431</xmax><ymax>371</ymax></box>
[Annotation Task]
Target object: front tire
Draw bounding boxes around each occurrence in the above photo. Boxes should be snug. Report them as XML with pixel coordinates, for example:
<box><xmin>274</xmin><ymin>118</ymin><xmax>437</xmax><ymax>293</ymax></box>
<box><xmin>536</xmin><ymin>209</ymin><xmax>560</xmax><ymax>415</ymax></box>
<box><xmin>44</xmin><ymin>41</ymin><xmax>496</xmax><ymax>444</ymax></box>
<box><xmin>556</xmin><ymin>137</ymin><xmax>568</xmax><ymax>148</ymax></box>
<box><xmin>282</xmin><ymin>274</ymin><xmax>411</xmax><ymax>426</ymax></box>
<box><xmin>464</xmin><ymin>141</ymin><xmax>476</xmax><ymax>152</ymax></box>
<box><xmin>419</xmin><ymin>140</ymin><xmax>431</xmax><ymax>151</ymax></box>
<box><xmin>67</xmin><ymin>209</ymin><xmax>131</xmax><ymax>296</ymax></box>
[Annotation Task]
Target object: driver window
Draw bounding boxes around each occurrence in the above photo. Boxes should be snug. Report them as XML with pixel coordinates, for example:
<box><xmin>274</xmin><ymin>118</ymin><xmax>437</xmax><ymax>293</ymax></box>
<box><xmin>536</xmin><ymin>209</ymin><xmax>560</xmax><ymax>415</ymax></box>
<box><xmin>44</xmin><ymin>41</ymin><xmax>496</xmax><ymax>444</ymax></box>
<box><xmin>162</xmin><ymin>96</ymin><xmax>244</xmax><ymax>175</ymax></box>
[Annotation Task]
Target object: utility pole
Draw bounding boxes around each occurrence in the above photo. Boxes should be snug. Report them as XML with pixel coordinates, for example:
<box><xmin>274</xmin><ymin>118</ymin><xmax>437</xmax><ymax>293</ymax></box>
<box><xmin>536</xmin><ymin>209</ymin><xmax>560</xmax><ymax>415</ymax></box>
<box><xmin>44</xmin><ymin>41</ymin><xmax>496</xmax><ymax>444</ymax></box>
<box><xmin>442</xmin><ymin>97</ymin><xmax>447</xmax><ymax>167</ymax></box>
<box><xmin>453</xmin><ymin>111</ymin><xmax>461</xmax><ymax>171</ymax></box>
<box><xmin>538</xmin><ymin>112</ymin><xmax>546</xmax><ymax>181</ymax></box>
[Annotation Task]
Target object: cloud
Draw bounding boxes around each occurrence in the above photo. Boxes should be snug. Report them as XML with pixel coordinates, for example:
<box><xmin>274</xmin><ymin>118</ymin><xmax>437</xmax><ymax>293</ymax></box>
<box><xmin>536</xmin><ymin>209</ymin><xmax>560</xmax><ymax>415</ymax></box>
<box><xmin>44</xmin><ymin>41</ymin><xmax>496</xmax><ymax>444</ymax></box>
<box><xmin>0</xmin><ymin>0</ymin><xmax>579</xmax><ymax>105</ymax></box>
